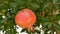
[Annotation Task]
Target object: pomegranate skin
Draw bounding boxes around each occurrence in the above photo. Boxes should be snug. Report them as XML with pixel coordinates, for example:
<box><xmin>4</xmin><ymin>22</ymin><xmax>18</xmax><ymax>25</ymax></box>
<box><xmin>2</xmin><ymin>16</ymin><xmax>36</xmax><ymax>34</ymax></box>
<box><xmin>15</xmin><ymin>9</ymin><xmax>36</xmax><ymax>31</ymax></box>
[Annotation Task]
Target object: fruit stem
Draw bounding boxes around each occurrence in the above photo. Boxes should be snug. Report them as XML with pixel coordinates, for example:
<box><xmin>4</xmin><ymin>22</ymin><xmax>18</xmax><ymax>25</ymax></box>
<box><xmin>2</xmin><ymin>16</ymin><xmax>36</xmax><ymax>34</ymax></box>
<box><xmin>27</xmin><ymin>25</ymin><xmax>33</xmax><ymax>32</ymax></box>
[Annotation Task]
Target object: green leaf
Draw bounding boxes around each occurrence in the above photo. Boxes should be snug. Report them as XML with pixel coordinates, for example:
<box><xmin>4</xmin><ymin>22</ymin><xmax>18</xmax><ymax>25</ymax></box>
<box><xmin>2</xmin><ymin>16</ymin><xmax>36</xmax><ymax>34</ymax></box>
<box><xmin>30</xmin><ymin>3</ymin><xmax>40</xmax><ymax>9</ymax></box>
<box><xmin>22</xmin><ymin>0</ymin><xmax>27</xmax><ymax>3</ymax></box>
<box><xmin>15</xmin><ymin>0</ymin><xmax>25</xmax><ymax>6</ymax></box>
<box><xmin>0</xmin><ymin>25</ymin><xmax>4</xmax><ymax>30</ymax></box>
<box><xmin>5</xmin><ymin>29</ymin><xmax>16</xmax><ymax>34</ymax></box>
<box><xmin>42</xmin><ymin>22</ymin><xmax>51</xmax><ymax>28</ymax></box>
<box><xmin>56</xmin><ymin>14</ymin><xmax>60</xmax><ymax>20</ymax></box>
<box><xmin>15</xmin><ymin>0</ymin><xmax>27</xmax><ymax>6</ymax></box>
<box><xmin>0</xmin><ymin>15</ymin><xmax>2</xmax><ymax>20</ymax></box>
<box><xmin>53</xmin><ymin>22</ymin><xmax>60</xmax><ymax>31</ymax></box>
<box><xmin>10</xmin><ymin>2</ymin><xmax>17</xmax><ymax>8</ymax></box>
<box><xmin>43</xmin><ymin>2</ymin><xmax>51</xmax><ymax>9</ymax></box>
<box><xmin>53</xmin><ymin>0</ymin><xmax>60</xmax><ymax>4</ymax></box>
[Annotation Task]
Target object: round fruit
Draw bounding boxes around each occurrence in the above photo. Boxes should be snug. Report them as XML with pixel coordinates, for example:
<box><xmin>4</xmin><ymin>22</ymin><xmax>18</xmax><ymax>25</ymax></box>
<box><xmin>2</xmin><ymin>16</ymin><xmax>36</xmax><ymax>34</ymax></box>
<box><xmin>15</xmin><ymin>9</ymin><xmax>36</xmax><ymax>31</ymax></box>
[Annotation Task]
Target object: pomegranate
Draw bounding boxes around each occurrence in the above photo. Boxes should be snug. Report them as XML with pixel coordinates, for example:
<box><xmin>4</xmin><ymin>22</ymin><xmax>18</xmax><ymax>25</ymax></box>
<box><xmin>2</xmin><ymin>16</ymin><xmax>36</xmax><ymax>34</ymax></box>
<box><xmin>15</xmin><ymin>9</ymin><xmax>36</xmax><ymax>31</ymax></box>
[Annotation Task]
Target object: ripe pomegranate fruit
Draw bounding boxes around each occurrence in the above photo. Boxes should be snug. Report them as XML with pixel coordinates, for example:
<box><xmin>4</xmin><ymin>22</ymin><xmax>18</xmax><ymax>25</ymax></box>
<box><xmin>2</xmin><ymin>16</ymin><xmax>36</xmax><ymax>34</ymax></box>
<box><xmin>15</xmin><ymin>9</ymin><xmax>36</xmax><ymax>31</ymax></box>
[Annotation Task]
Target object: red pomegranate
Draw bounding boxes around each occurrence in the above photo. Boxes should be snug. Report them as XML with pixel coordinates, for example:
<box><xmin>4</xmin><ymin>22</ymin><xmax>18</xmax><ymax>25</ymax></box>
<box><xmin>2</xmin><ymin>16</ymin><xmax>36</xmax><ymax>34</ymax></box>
<box><xmin>15</xmin><ymin>9</ymin><xmax>36</xmax><ymax>31</ymax></box>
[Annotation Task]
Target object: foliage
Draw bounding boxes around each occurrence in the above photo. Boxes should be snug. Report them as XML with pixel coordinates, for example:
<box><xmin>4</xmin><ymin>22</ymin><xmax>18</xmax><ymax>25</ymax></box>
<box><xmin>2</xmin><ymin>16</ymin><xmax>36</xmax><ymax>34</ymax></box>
<box><xmin>0</xmin><ymin>0</ymin><xmax>60</xmax><ymax>34</ymax></box>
